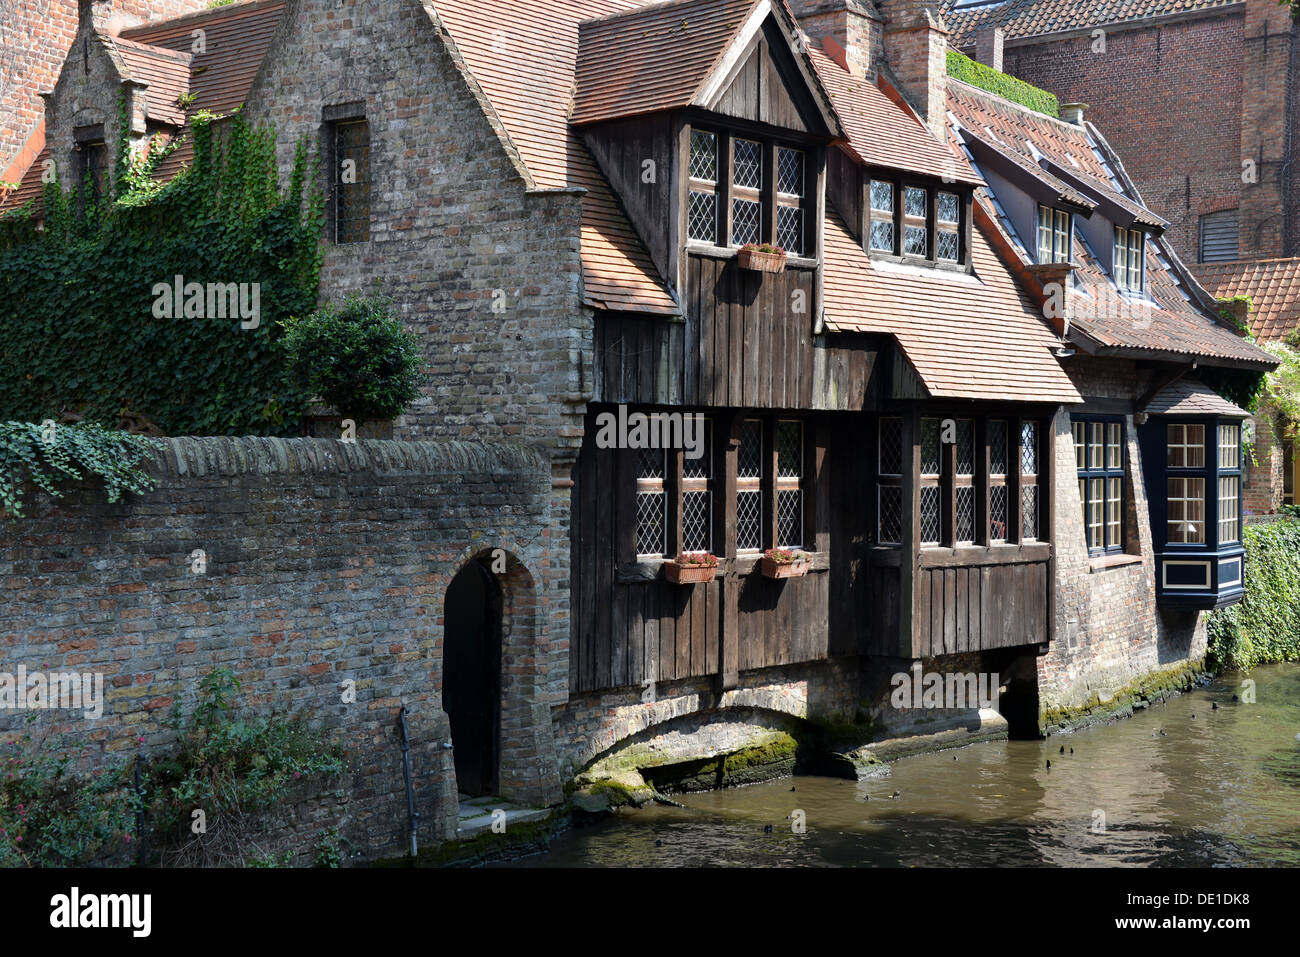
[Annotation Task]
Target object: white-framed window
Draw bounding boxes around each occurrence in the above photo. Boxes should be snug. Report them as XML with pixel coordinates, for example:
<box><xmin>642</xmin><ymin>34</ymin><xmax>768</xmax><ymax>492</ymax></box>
<box><xmin>1167</xmin><ymin>476</ymin><xmax>1206</xmax><ymax>544</ymax></box>
<box><xmin>1037</xmin><ymin>205</ymin><xmax>1070</xmax><ymax>263</ymax></box>
<box><xmin>1114</xmin><ymin>226</ymin><xmax>1145</xmax><ymax>292</ymax></box>
<box><xmin>1167</xmin><ymin>423</ymin><xmax>1206</xmax><ymax>469</ymax></box>
<box><xmin>1218</xmin><ymin>476</ymin><xmax>1240</xmax><ymax>544</ymax></box>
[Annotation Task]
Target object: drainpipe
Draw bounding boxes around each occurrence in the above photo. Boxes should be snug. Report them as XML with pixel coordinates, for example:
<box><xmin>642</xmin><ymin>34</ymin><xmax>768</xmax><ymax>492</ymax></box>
<box><xmin>398</xmin><ymin>706</ymin><xmax>419</xmax><ymax>859</ymax></box>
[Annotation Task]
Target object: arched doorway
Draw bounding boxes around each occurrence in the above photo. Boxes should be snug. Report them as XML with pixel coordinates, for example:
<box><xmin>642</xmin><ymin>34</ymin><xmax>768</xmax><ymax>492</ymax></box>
<box><xmin>443</xmin><ymin>559</ymin><xmax>501</xmax><ymax>797</ymax></box>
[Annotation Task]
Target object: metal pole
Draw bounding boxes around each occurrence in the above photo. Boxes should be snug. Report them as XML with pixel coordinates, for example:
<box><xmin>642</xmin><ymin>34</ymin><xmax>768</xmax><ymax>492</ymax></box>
<box><xmin>398</xmin><ymin>706</ymin><xmax>419</xmax><ymax>859</ymax></box>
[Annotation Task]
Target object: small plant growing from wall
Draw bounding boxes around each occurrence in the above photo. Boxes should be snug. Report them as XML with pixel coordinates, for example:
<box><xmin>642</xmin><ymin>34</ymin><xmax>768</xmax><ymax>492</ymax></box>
<box><xmin>281</xmin><ymin>293</ymin><xmax>425</xmax><ymax>424</ymax></box>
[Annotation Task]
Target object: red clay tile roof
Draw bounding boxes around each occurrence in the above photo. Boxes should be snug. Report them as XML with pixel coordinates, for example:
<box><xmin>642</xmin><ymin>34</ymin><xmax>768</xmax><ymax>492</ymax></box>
<box><xmin>947</xmin><ymin>77</ymin><xmax>1274</xmax><ymax>369</ymax></box>
<box><xmin>1143</xmin><ymin>376</ymin><xmax>1250</xmax><ymax>417</ymax></box>
<box><xmin>942</xmin><ymin>0</ymin><xmax>1241</xmax><ymax>46</ymax></box>
<box><xmin>572</xmin><ymin>0</ymin><xmax>763</xmax><ymax>126</ymax></box>
<box><xmin>810</xmin><ymin>46</ymin><xmax>983</xmax><ymax>185</ymax></box>
<box><xmin>434</xmin><ymin>0</ymin><xmax>679</xmax><ymax>314</ymax></box>
<box><xmin>823</xmin><ymin>204</ymin><xmax>1082</xmax><ymax>403</ymax></box>
<box><xmin>111</xmin><ymin>35</ymin><xmax>192</xmax><ymax>127</ymax></box>
<box><xmin>1</xmin><ymin>0</ymin><xmax>284</xmax><ymax>216</ymax></box>
<box><xmin>1193</xmin><ymin>258</ymin><xmax>1300</xmax><ymax>343</ymax></box>
<box><xmin>1040</xmin><ymin>157</ymin><xmax>1167</xmax><ymax>230</ymax></box>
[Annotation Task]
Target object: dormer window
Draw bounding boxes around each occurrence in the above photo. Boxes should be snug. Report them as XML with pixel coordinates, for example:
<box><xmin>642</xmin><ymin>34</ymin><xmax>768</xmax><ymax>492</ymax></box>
<box><xmin>685</xmin><ymin>125</ymin><xmax>813</xmax><ymax>258</ymax></box>
<box><xmin>1037</xmin><ymin>205</ymin><xmax>1070</xmax><ymax>264</ymax></box>
<box><xmin>869</xmin><ymin>181</ymin><xmax>894</xmax><ymax>252</ymax></box>
<box><xmin>864</xmin><ymin>175</ymin><xmax>969</xmax><ymax>268</ymax></box>
<box><xmin>1114</xmin><ymin>227</ymin><xmax>1145</xmax><ymax>293</ymax></box>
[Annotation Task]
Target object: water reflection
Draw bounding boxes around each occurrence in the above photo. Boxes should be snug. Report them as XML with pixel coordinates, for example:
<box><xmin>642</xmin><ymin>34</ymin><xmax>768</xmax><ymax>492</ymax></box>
<box><xmin>506</xmin><ymin>663</ymin><xmax>1300</xmax><ymax>867</ymax></box>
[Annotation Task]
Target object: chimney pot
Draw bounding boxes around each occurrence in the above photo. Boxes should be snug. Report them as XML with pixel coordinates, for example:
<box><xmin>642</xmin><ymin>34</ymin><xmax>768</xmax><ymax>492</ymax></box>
<box><xmin>1061</xmin><ymin>103</ymin><xmax>1088</xmax><ymax>126</ymax></box>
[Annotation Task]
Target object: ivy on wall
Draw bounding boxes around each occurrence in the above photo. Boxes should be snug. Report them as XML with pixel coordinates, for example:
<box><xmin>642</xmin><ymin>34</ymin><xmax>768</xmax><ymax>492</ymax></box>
<box><xmin>1207</xmin><ymin>519</ymin><xmax>1300</xmax><ymax>672</ymax></box>
<box><xmin>945</xmin><ymin>50</ymin><xmax>1060</xmax><ymax>118</ymax></box>
<box><xmin>0</xmin><ymin>102</ymin><xmax>324</xmax><ymax>437</ymax></box>
<box><xmin>0</xmin><ymin>420</ymin><xmax>160</xmax><ymax>517</ymax></box>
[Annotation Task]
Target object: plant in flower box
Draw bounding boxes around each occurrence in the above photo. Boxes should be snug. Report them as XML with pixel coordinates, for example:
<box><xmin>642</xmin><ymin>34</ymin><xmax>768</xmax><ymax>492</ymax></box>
<box><xmin>664</xmin><ymin>550</ymin><xmax>720</xmax><ymax>584</ymax></box>
<box><xmin>761</xmin><ymin>547</ymin><xmax>809</xmax><ymax>579</ymax></box>
<box><xmin>736</xmin><ymin>242</ymin><xmax>787</xmax><ymax>274</ymax></box>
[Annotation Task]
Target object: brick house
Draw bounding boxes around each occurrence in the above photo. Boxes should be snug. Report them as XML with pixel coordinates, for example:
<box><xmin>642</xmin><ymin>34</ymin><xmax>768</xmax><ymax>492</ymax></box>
<box><xmin>942</xmin><ymin>0</ymin><xmax>1300</xmax><ymax>514</ymax></box>
<box><xmin>0</xmin><ymin>0</ymin><xmax>1280</xmax><ymax>851</ymax></box>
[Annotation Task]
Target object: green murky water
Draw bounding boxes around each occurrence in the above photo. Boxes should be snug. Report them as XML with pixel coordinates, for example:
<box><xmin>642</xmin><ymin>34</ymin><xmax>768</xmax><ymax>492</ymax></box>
<box><xmin>513</xmin><ymin>663</ymin><xmax>1300</xmax><ymax>867</ymax></box>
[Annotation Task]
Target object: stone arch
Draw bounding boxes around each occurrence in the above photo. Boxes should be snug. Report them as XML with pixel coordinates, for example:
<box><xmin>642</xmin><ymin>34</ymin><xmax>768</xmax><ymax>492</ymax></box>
<box><xmin>437</xmin><ymin>545</ymin><xmax>560</xmax><ymax>807</ymax></box>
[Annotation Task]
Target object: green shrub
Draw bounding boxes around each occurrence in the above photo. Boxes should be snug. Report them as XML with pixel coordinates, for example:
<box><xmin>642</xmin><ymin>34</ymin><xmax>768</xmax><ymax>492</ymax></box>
<box><xmin>0</xmin><ymin>717</ymin><xmax>135</xmax><ymax>867</ymax></box>
<box><xmin>281</xmin><ymin>294</ymin><xmax>425</xmax><ymax>422</ymax></box>
<box><xmin>145</xmin><ymin>668</ymin><xmax>346</xmax><ymax>867</ymax></box>
<box><xmin>0</xmin><ymin>102</ymin><xmax>323</xmax><ymax>436</ymax></box>
<box><xmin>946</xmin><ymin>50</ymin><xmax>1059</xmax><ymax>118</ymax></box>
<box><xmin>1207</xmin><ymin>519</ymin><xmax>1300</xmax><ymax>671</ymax></box>
<box><xmin>0</xmin><ymin>420</ymin><xmax>160</xmax><ymax>517</ymax></box>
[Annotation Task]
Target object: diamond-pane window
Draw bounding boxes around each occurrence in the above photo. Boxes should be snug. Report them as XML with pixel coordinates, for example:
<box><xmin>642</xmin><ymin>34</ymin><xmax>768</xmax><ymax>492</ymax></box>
<box><xmin>956</xmin><ymin>485</ymin><xmax>975</xmax><ymax>543</ymax></box>
<box><xmin>937</xmin><ymin>192</ymin><xmax>959</xmax><ymax>224</ymax></box>
<box><xmin>332</xmin><ymin>119</ymin><xmax>371</xmax><ymax>244</ymax></box>
<box><xmin>636</xmin><ymin>491</ymin><xmax>665</xmax><ymax>556</ymax></box>
<box><xmin>777</xmin><ymin>206</ymin><xmax>802</xmax><ymax>254</ymax></box>
<box><xmin>734</xmin><ymin>139</ymin><xmax>762</xmax><ymax>190</ymax></box>
<box><xmin>990</xmin><ymin>485</ymin><xmax>1008</xmax><ymax>541</ymax></box>
<box><xmin>777</xmin><ymin>148</ymin><xmax>803</xmax><ymax>196</ymax></box>
<box><xmin>690</xmin><ymin>130</ymin><xmax>717</xmax><ymax>182</ymax></box>
<box><xmin>936</xmin><ymin>229</ymin><xmax>959</xmax><ymax>261</ymax></box>
<box><xmin>870</xmin><ymin>220</ymin><xmax>895</xmax><ymax>252</ymax></box>
<box><xmin>682</xmin><ymin>490</ymin><xmax>711</xmax><ymax>552</ymax></box>
<box><xmin>956</xmin><ymin>420</ymin><xmax>975</xmax><ymax>475</ymax></box>
<box><xmin>904</xmin><ymin>225</ymin><xmax>928</xmax><ymax>256</ymax></box>
<box><xmin>733</xmin><ymin>198</ymin><xmax>761</xmax><ymax>246</ymax></box>
<box><xmin>777</xmin><ymin>421</ymin><xmax>802</xmax><ymax>478</ymax></box>
<box><xmin>905</xmin><ymin>187</ymin><xmax>927</xmax><ymax>218</ymax></box>
<box><xmin>1021</xmin><ymin>486</ymin><xmax>1038</xmax><ymax>540</ymax></box>
<box><xmin>638</xmin><ymin>447</ymin><xmax>664</xmax><ymax>480</ymax></box>
<box><xmin>879</xmin><ymin>417</ymin><xmax>903</xmax><ymax>476</ymax></box>
<box><xmin>777</xmin><ymin>489</ymin><xmax>802</xmax><ymax>548</ymax></box>
<box><xmin>737</xmin><ymin>490</ymin><xmax>762</xmax><ymax>551</ymax></box>
<box><xmin>878</xmin><ymin>486</ymin><xmax>902</xmax><ymax>544</ymax></box>
<box><xmin>921</xmin><ymin>486</ymin><xmax>941</xmax><ymax>544</ymax></box>
<box><xmin>921</xmin><ymin>418</ymin><xmax>941</xmax><ymax>475</ymax></box>
<box><xmin>1021</xmin><ymin>422</ymin><xmax>1037</xmax><ymax>475</ymax></box>
<box><xmin>990</xmin><ymin>420</ymin><xmax>1007</xmax><ymax>475</ymax></box>
<box><xmin>688</xmin><ymin>191</ymin><xmax>716</xmax><ymax>244</ymax></box>
<box><xmin>871</xmin><ymin>180</ymin><xmax>894</xmax><ymax>213</ymax></box>
<box><xmin>737</xmin><ymin>419</ymin><xmax>762</xmax><ymax>551</ymax></box>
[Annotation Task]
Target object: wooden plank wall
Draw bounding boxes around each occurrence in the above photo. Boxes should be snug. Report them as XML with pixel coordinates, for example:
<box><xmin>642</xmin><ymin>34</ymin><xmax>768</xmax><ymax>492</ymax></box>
<box><xmin>595</xmin><ymin>256</ymin><xmax>878</xmax><ymax>411</ymax></box>
<box><xmin>915</xmin><ymin>560</ymin><xmax>1049</xmax><ymax>656</ymax></box>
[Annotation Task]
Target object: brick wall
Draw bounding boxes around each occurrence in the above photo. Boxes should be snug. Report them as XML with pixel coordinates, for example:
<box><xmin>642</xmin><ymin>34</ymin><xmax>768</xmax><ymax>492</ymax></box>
<box><xmin>1245</xmin><ymin>396</ymin><xmax>1285</xmax><ymax>514</ymax></box>
<box><xmin>1002</xmin><ymin>11</ymin><xmax>1246</xmax><ymax>265</ymax></box>
<box><xmin>1039</xmin><ymin>369</ymin><xmax>1207</xmax><ymax>721</ymax></box>
<box><xmin>0</xmin><ymin>436</ymin><xmax>560</xmax><ymax>862</ymax></box>
<box><xmin>0</xmin><ymin>0</ymin><xmax>208</xmax><ymax>180</ymax></box>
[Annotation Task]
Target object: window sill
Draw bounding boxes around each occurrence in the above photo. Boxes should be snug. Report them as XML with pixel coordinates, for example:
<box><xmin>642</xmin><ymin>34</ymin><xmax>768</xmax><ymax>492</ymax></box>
<box><xmin>1089</xmin><ymin>553</ymin><xmax>1143</xmax><ymax>573</ymax></box>
<box><xmin>686</xmin><ymin>243</ymin><xmax>818</xmax><ymax>269</ymax></box>
<box><xmin>617</xmin><ymin>552</ymin><xmax>827</xmax><ymax>583</ymax></box>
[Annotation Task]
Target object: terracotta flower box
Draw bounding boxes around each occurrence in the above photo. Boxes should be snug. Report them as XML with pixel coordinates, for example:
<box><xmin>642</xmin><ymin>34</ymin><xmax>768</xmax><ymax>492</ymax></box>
<box><xmin>736</xmin><ymin>244</ymin><xmax>787</xmax><ymax>274</ymax></box>
<box><xmin>761</xmin><ymin>548</ymin><xmax>809</xmax><ymax>579</ymax></box>
<box><xmin>664</xmin><ymin>552</ymin><xmax>719</xmax><ymax>584</ymax></box>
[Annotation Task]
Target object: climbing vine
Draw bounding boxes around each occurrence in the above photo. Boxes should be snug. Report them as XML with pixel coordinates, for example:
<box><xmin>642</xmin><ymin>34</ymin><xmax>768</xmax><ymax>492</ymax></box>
<box><xmin>0</xmin><ymin>421</ymin><xmax>160</xmax><ymax>517</ymax></box>
<box><xmin>0</xmin><ymin>100</ymin><xmax>324</xmax><ymax>436</ymax></box>
<box><xmin>1207</xmin><ymin>518</ymin><xmax>1300</xmax><ymax>671</ymax></box>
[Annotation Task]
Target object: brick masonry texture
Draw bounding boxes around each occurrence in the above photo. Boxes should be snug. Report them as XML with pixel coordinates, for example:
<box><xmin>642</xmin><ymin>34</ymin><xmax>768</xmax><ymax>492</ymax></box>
<box><xmin>0</xmin><ymin>437</ymin><xmax>561</xmax><ymax>862</ymax></box>
<box><xmin>0</xmin><ymin>0</ymin><xmax>208</xmax><ymax>178</ymax></box>
<box><xmin>1001</xmin><ymin>11</ymin><xmax>1246</xmax><ymax>265</ymax></box>
<box><xmin>1039</xmin><ymin>367</ymin><xmax>1206</xmax><ymax>716</ymax></box>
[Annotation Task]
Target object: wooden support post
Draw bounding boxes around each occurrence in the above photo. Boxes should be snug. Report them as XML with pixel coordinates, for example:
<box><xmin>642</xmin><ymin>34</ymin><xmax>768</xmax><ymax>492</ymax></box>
<box><xmin>900</xmin><ymin>409</ymin><xmax>921</xmax><ymax>659</ymax></box>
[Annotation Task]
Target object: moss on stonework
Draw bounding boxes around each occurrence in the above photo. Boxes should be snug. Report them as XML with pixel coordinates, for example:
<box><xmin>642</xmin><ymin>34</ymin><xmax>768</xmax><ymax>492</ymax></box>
<box><xmin>374</xmin><ymin>812</ymin><xmax>560</xmax><ymax>868</ymax></box>
<box><xmin>1039</xmin><ymin>658</ymin><xmax>1207</xmax><ymax>734</ymax></box>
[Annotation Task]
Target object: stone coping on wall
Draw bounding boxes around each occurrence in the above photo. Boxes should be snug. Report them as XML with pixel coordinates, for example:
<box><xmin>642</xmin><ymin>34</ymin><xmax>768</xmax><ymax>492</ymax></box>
<box><xmin>146</xmin><ymin>436</ymin><xmax>548</xmax><ymax>479</ymax></box>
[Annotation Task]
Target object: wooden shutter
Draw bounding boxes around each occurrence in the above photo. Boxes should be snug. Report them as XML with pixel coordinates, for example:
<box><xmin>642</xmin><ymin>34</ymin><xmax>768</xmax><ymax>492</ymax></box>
<box><xmin>1199</xmin><ymin>210</ymin><xmax>1238</xmax><ymax>263</ymax></box>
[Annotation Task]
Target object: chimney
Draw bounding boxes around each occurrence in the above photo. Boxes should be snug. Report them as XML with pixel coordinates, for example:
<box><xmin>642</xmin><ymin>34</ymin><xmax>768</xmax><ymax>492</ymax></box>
<box><xmin>1060</xmin><ymin>103</ymin><xmax>1088</xmax><ymax>126</ymax></box>
<box><xmin>974</xmin><ymin>25</ymin><xmax>1004</xmax><ymax>72</ymax></box>
<box><xmin>875</xmin><ymin>0</ymin><xmax>950</xmax><ymax>140</ymax></box>
<box><xmin>787</xmin><ymin>0</ymin><xmax>884</xmax><ymax>79</ymax></box>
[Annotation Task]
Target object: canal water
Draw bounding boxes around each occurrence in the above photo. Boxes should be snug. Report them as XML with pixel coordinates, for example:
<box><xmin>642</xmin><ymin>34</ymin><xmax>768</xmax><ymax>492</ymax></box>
<box><xmin>513</xmin><ymin>663</ymin><xmax>1300</xmax><ymax>867</ymax></box>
